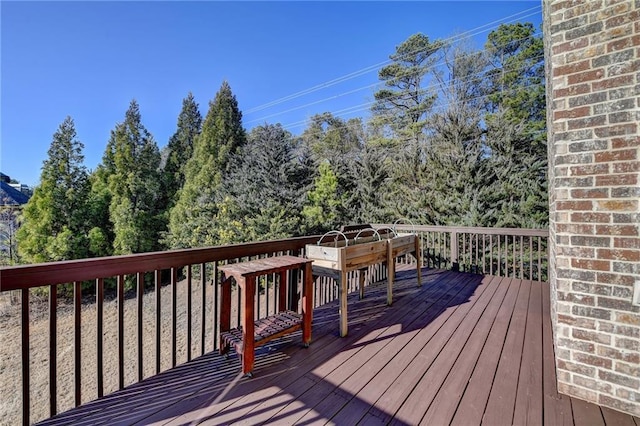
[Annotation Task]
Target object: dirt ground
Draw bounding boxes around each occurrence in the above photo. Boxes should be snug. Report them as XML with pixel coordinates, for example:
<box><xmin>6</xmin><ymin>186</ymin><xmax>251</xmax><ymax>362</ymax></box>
<box><xmin>0</xmin><ymin>277</ymin><xmax>272</xmax><ymax>426</ymax></box>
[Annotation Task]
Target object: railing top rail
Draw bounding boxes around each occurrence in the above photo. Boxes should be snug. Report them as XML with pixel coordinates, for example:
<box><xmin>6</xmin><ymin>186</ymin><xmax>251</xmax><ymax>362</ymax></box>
<box><xmin>373</xmin><ymin>224</ymin><xmax>549</xmax><ymax>238</ymax></box>
<box><xmin>0</xmin><ymin>235</ymin><xmax>320</xmax><ymax>291</ymax></box>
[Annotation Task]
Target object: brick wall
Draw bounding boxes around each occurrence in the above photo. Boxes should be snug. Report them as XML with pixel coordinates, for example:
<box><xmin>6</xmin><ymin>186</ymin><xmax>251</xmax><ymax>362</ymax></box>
<box><xmin>544</xmin><ymin>0</ymin><xmax>640</xmax><ymax>416</ymax></box>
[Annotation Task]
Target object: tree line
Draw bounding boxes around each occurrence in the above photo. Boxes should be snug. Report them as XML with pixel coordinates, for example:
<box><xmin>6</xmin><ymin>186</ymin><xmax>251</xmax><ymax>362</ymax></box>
<box><xmin>14</xmin><ymin>23</ymin><xmax>546</xmax><ymax>267</ymax></box>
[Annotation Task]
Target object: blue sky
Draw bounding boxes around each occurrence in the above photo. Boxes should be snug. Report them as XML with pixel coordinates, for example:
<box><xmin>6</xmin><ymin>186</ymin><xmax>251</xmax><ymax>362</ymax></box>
<box><xmin>1</xmin><ymin>1</ymin><xmax>542</xmax><ymax>187</ymax></box>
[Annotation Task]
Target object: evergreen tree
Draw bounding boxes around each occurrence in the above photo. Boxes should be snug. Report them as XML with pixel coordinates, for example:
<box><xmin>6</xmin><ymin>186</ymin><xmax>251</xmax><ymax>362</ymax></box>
<box><xmin>301</xmin><ymin>113</ymin><xmax>363</xmax><ymax>226</ymax></box>
<box><xmin>302</xmin><ymin>162</ymin><xmax>343</xmax><ymax>233</ymax></box>
<box><xmin>425</xmin><ymin>42</ymin><xmax>490</xmax><ymax>226</ymax></box>
<box><xmin>485</xmin><ymin>22</ymin><xmax>546</xmax><ymax>154</ymax></box>
<box><xmin>370</xmin><ymin>33</ymin><xmax>443</xmax><ymax>152</ymax></box>
<box><xmin>167</xmin><ymin>81</ymin><xmax>246</xmax><ymax>248</ymax></box>
<box><xmin>163</xmin><ymin>92</ymin><xmax>202</xmax><ymax>205</ymax></box>
<box><xmin>484</xmin><ymin>23</ymin><xmax>548</xmax><ymax>227</ymax></box>
<box><xmin>102</xmin><ymin>100</ymin><xmax>163</xmax><ymax>254</ymax></box>
<box><xmin>217</xmin><ymin>124</ymin><xmax>306</xmax><ymax>242</ymax></box>
<box><xmin>350</xmin><ymin>145</ymin><xmax>392</xmax><ymax>224</ymax></box>
<box><xmin>17</xmin><ymin>117</ymin><xmax>91</xmax><ymax>263</ymax></box>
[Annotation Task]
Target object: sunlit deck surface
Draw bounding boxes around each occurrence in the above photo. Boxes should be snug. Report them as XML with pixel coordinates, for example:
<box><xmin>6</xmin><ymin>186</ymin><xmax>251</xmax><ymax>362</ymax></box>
<box><xmin>40</xmin><ymin>267</ymin><xmax>639</xmax><ymax>426</ymax></box>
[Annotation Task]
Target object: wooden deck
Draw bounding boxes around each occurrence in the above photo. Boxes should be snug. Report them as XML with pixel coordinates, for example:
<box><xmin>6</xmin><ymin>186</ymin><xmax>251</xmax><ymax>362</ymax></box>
<box><xmin>39</xmin><ymin>268</ymin><xmax>639</xmax><ymax>426</ymax></box>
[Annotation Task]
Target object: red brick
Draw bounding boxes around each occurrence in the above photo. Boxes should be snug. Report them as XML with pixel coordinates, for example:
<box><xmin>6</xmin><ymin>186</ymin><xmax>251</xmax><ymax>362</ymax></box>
<box><xmin>568</xmin><ymin>115</ymin><xmax>607</xmax><ymax>130</ymax></box>
<box><xmin>553</xmin><ymin>83</ymin><xmax>591</xmax><ymax>98</ymax></box>
<box><xmin>615</xmin><ymin>361</ymin><xmax>640</xmax><ymax>376</ymax></box>
<box><xmin>597</xmin><ymin>248</ymin><xmax>640</xmax><ymax>261</ymax></box>
<box><xmin>607</xmin><ymin>35</ymin><xmax>640</xmax><ymax>52</ymax></box>
<box><xmin>571</xmin><ymin>212</ymin><xmax>611</xmax><ymax>223</ymax></box>
<box><xmin>553</xmin><ymin>37</ymin><xmax>589</xmax><ymax>55</ymax></box>
<box><xmin>559</xmin><ymin>291</ymin><xmax>596</xmax><ymax>305</ymax></box>
<box><xmin>557</xmin><ymin>200</ymin><xmax>594</xmax><ymax>211</ymax></box>
<box><xmin>592</xmin><ymin>74</ymin><xmax>635</xmax><ymax>90</ymax></box>
<box><xmin>558</xmin><ymin>314</ymin><xmax>596</xmax><ymax>329</ymax></box>
<box><xmin>594</xmin><ymin>123</ymin><xmax>638</xmax><ymax>137</ymax></box>
<box><xmin>554</xmin><ymin>106</ymin><xmax>591</xmax><ymax>120</ymax></box>
<box><xmin>612</xmin><ymin>162</ymin><xmax>640</xmax><ymax>173</ymax></box>
<box><xmin>615</xmin><ymin>313</ymin><xmax>640</xmax><ymax>326</ymax></box>
<box><xmin>611</xmin><ymin>136</ymin><xmax>640</xmax><ymax>149</ymax></box>
<box><xmin>557</xmin><ymin>223</ymin><xmax>595</xmax><ymax>234</ymax></box>
<box><xmin>598</xmin><ymin>346</ymin><xmax>640</xmax><ymax>363</ymax></box>
<box><xmin>574</xmin><ymin>352</ymin><xmax>613</xmax><ymax>369</ymax></box>
<box><xmin>595</xmin><ymin>149</ymin><xmax>638</xmax><ymax>162</ymax></box>
<box><xmin>596</xmin><ymin>224</ymin><xmax>639</xmax><ymax>236</ymax></box>
<box><xmin>599</xmin><ymin>370</ymin><xmax>639</xmax><ymax>389</ymax></box>
<box><xmin>570</xmin><ymin>164</ymin><xmax>609</xmax><ymax>176</ymax></box>
<box><xmin>554</xmin><ymin>59</ymin><xmax>591</xmax><ymax>76</ymax></box>
<box><xmin>571</xmin><ymin>188</ymin><xmax>609</xmax><ymax>198</ymax></box>
<box><xmin>568</xmin><ymin>68</ymin><xmax>606</xmax><ymax>84</ymax></box>
<box><xmin>596</xmin><ymin>200</ymin><xmax>638</xmax><ymax>211</ymax></box>
<box><xmin>572</xmin><ymin>258</ymin><xmax>611</xmax><ymax>271</ymax></box>
<box><xmin>559</xmin><ymin>337</ymin><xmax>596</xmax><ymax>352</ymax></box>
<box><xmin>615</xmin><ymin>338</ymin><xmax>639</xmax><ymax>352</ymax></box>
<box><xmin>558</xmin><ymin>359</ymin><xmax>596</xmax><ymax>377</ymax></box>
<box><xmin>614</xmin><ymin>237</ymin><xmax>640</xmax><ymax>249</ymax></box>
<box><xmin>606</xmin><ymin>10</ymin><xmax>640</xmax><ymax>29</ymax></box>
<box><xmin>595</xmin><ymin>173</ymin><xmax>638</xmax><ymax>186</ymax></box>
<box><xmin>597</xmin><ymin>272</ymin><xmax>635</xmax><ymax>285</ymax></box>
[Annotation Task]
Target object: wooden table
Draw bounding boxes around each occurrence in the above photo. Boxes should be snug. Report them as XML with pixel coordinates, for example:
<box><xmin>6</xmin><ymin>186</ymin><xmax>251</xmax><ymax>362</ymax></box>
<box><xmin>307</xmin><ymin>233</ymin><xmax>421</xmax><ymax>337</ymax></box>
<box><xmin>219</xmin><ymin>255</ymin><xmax>314</xmax><ymax>376</ymax></box>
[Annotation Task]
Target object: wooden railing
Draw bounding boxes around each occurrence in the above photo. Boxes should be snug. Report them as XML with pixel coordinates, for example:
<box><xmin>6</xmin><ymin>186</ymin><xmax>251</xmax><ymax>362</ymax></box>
<box><xmin>382</xmin><ymin>225</ymin><xmax>549</xmax><ymax>282</ymax></box>
<box><xmin>0</xmin><ymin>226</ymin><xmax>548</xmax><ymax>425</ymax></box>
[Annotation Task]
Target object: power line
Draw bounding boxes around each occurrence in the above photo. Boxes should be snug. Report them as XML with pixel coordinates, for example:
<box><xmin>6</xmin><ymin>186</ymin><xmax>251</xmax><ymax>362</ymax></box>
<box><xmin>244</xmin><ymin>5</ymin><xmax>541</xmax><ymax>115</ymax></box>
<box><xmin>246</xmin><ymin>30</ymin><xmax>543</xmax><ymax>126</ymax></box>
<box><xmin>279</xmin><ymin>53</ymin><xmax>545</xmax><ymax>131</ymax></box>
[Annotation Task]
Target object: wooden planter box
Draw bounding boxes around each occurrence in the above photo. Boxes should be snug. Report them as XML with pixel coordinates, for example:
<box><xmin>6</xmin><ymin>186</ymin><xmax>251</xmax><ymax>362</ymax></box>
<box><xmin>306</xmin><ymin>232</ymin><xmax>421</xmax><ymax>337</ymax></box>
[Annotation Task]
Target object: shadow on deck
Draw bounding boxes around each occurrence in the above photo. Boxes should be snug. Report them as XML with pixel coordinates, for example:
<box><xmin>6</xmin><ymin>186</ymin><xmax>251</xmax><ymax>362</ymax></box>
<box><xmin>39</xmin><ymin>268</ymin><xmax>639</xmax><ymax>425</ymax></box>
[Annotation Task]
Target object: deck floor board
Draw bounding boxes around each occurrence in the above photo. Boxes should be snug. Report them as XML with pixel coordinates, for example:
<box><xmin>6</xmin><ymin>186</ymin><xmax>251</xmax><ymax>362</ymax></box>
<box><xmin>38</xmin><ymin>268</ymin><xmax>637</xmax><ymax>426</ymax></box>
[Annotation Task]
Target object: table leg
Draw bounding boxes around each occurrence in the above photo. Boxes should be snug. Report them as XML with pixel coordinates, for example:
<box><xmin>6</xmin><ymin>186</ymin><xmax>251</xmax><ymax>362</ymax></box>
<box><xmin>302</xmin><ymin>262</ymin><xmax>313</xmax><ymax>345</ymax></box>
<box><xmin>387</xmin><ymin>244</ymin><xmax>395</xmax><ymax>306</ymax></box>
<box><xmin>358</xmin><ymin>269</ymin><xmax>366</xmax><ymax>300</ymax></box>
<box><xmin>339</xmin><ymin>271</ymin><xmax>348</xmax><ymax>337</ymax></box>
<box><xmin>415</xmin><ymin>237</ymin><xmax>422</xmax><ymax>287</ymax></box>
<box><xmin>219</xmin><ymin>276</ymin><xmax>232</xmax><ymax>355</ymax></box>
<box><xmin>242</xmin><ymin>277</ymin><xmax>255</xmax><ymax>375</ymax></box>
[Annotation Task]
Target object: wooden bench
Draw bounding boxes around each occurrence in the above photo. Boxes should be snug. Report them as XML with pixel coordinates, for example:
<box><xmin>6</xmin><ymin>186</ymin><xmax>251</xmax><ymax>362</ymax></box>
<box><xmin>219</xmin><ymin>255</ymin><xmax>313</xmax><ymax>376</ymax></box>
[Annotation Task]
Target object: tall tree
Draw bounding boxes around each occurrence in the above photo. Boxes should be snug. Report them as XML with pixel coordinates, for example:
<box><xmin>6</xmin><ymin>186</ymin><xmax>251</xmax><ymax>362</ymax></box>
<box><xmin>301</xmin><ymin>112</ymin><xmax>364</xmax><ymax>226</ymax></box>
<box><xmin>484</xmin><ymin>23</ymin><xmax>548</xmax><ymax>227</ymax></box>
<box><xmin>370</xmin><ymin>33</ymin><xmax>443</xmax><ymax>152</ymax></box>
<box><xmin>17</xmin><ymin>117</ymin><xmax>91</xmax><ymax>263</ymax></box>
<box><xmin>167</xmin><ymin>81</ymin><xmax>246</xmax><ymax>248</ymax></box>
<box><xmin>484</xmin><ymin>22</ymin><xmax>546</xmax><ymax>154</ymax></box>
<box><xmin>102</xmin><ymin>100</ymin><xmax>163</xmax><ymax>254</ymax></box>
<box><xmin>217</xmin><ymin>124</ymin><xmax>307</xmax><ymax>243</ymax></box>
<box><xmin>424</xmin><ymin>41</ymin><xmax>490</xmax><ymax>226</ymax></box>
<box><xmin>163</xmin><ymin>92</ymin><xmax>202</xmax><ymax>205</ymax></box>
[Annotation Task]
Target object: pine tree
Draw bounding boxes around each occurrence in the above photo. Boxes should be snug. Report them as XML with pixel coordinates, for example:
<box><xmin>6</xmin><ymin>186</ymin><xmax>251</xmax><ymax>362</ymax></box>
<box><xmin>17</xmin><ymin>116</ymin><xmax>91</xmax><ymax>263</ymax></box>
<box><xmin>163</xmin><ymin>92</ymin><xmax>202</xmax><ymax>205</ymax></box>
<box><xmin>484</xmin><ymin>23</ymin><xmax>548</xmax><ymax>227</ymax></box>
<box><xmin>102</xmin><ymin>100</ymin><xmax>163</xmax><ymax>254</ymax></box>
<box><xmin>370</xmin><ymin>33</ymin><xmax>443</xmax><ymax>151</ymax></box>
<box><xmin>217</xmin><ymin>124</ymin><xmax>306</xmax><ymax>242</ymax></box>
<box><xmin>167</xmin><ymin>81</ymin><xmax>246</xmax><ymax>248</ymax></box>
<box><xmin>302</xmin><ymin>162</ymin><xmax>343</xmax><ymax>234</ymax></box>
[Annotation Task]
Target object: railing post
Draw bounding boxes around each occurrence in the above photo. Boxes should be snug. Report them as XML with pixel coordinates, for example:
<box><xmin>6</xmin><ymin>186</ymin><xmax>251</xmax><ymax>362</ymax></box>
<box><xmin>450</xmin><ymin>230</ymin><xmax>459</xmax><ymax>271</ymax></box>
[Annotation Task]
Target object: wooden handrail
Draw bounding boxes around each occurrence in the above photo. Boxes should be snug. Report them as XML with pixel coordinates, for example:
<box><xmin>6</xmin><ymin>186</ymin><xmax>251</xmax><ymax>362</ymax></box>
<box><xmin>0</xmin><ymin>235</ymin><xmax>321</xmax><ymax>291</ymax></box>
